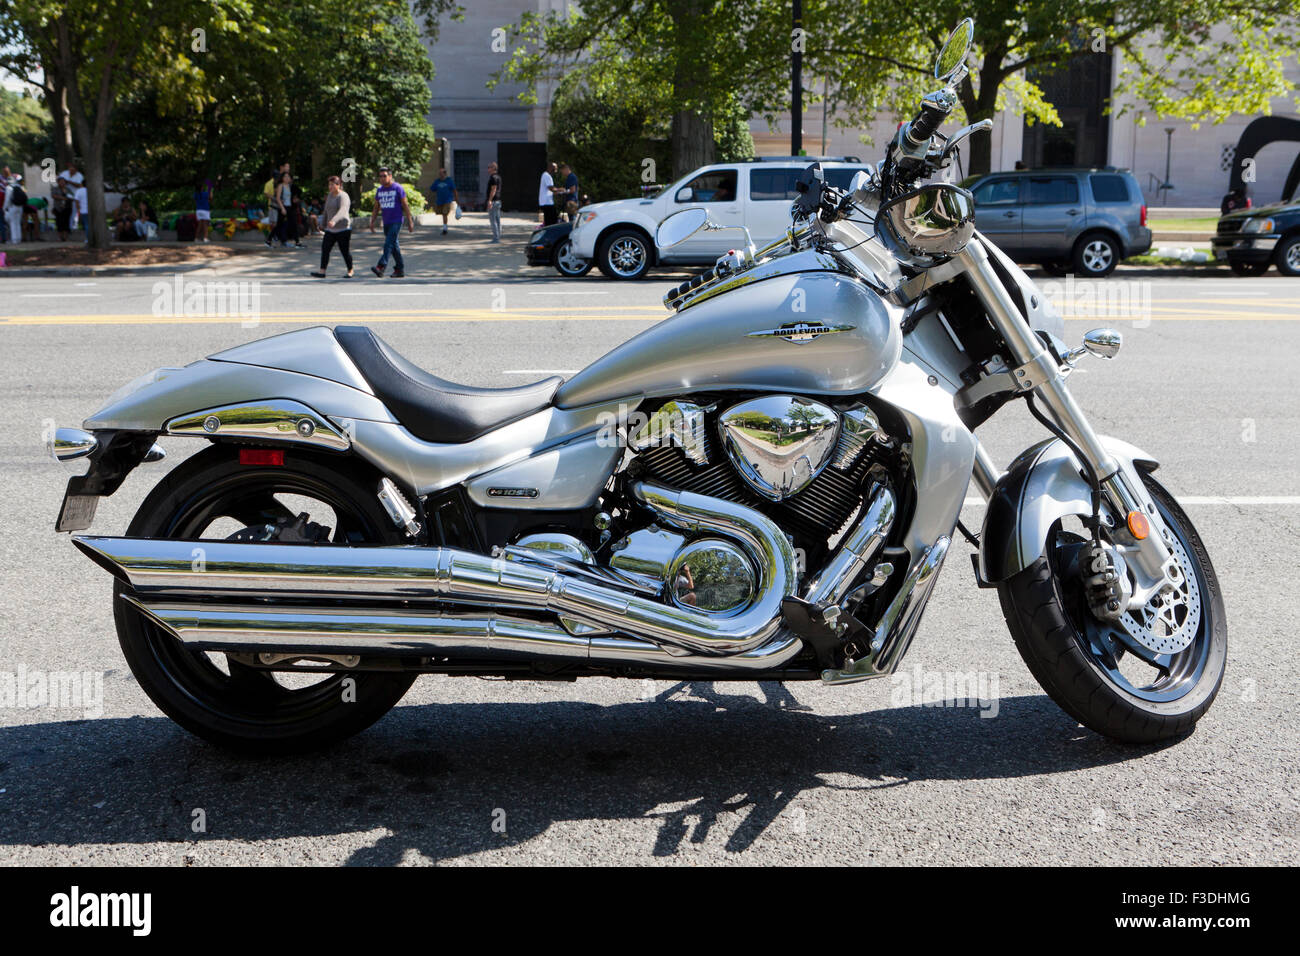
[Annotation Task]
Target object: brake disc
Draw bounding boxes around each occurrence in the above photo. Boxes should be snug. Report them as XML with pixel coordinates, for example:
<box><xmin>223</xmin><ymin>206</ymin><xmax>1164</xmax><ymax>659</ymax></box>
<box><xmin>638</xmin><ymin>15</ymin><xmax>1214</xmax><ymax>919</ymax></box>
<box><xmin>1119</xmin><ymin>529</ymin><xmax>1201</xmax><ymax>655</ymax></box>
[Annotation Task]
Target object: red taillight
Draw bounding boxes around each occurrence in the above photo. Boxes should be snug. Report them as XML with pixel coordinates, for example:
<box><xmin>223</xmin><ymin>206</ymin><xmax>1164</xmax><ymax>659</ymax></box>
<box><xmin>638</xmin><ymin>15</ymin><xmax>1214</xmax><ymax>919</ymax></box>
<box><xmin>239</xmin><ymin>448</ymin><xmax>284</xmax><ymax>466</ymax></box>
<box><xmin>1140</xmin><ymin>204</ymin><xmax>1147</xmax><ymax>227</ymax></box>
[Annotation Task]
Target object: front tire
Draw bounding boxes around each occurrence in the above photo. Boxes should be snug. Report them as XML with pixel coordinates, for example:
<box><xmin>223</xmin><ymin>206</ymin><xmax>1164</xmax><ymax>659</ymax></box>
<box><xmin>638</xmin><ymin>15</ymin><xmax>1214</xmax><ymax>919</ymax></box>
<box><xmin>596</xmin><ymin>228</ymin><xmax>652</xmax><ymax>280</ymax></box>
<box><xmin>997</xmin><ymin>473</ymin><xmax>1226</xmax><ymax>743</ymax></box>
<box><xmin>114</xmin><ymin>446</ymin><xmax>417</xmax><ymax>753</ymax></box>
<box><xmin>1274</xmin><ymin>235</ymin><xmax>1300</xmax><ymax>276</ymax></box>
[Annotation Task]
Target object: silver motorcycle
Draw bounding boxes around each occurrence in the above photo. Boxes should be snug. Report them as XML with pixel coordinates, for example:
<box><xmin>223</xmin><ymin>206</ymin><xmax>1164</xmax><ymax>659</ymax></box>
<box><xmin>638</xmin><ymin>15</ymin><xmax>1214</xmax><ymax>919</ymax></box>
<box><xmin>51</xmin><ymin>19</ymin><xmax>1224</xmax><ymax>753</ymax></box>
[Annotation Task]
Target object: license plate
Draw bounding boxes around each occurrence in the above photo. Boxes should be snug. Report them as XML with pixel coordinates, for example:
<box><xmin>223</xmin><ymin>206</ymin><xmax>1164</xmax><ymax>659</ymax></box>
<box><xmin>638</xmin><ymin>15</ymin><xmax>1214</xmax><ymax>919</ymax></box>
<box><xmin>57</xmin><ymin>492</ymin><xmax>98</xmax><ymax>532</ymax></box>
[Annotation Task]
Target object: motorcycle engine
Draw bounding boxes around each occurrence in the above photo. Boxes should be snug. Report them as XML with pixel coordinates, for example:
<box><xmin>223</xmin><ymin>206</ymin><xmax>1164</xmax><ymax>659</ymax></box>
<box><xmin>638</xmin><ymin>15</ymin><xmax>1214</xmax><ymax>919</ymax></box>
<box><xmin>629</xmin><ymin>396</ymin><xmax>891</xmax><ymax>567</ymax></box>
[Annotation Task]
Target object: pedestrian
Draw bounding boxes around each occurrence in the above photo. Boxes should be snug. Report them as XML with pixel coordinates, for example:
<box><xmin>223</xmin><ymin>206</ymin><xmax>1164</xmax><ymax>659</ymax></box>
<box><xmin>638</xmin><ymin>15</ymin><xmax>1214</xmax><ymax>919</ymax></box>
<box><xmin>311</xmin><ymin>175</ymin><xmax>354</xmax><ymax>278</ymax></box>
<box><xmin>263</xmin><ymin>162</ymin><xmax>287</xmax><ymax>247</ymax></box>
<box><xmin>2</xmin><ymin>169</ymin><xmax>25</xmax><ymax>244</ymax></box>
<box><xmin>486</xmin><ymin>161</ymin><xmax>502</xmax><ymax>242</ymax></box>
<box><xmin>429</xmin><ymin>167</ymin><xmax>458</xmax><ymax>235</ymax></box>
<box><xmin>558</xmin><ymin>162</ymin><xmax>579</xmax><ymax>222</ymax></box>
<box><xmin>74</xmin><ymin>182</ymin><xmax>88</xmax><ymax>242</ymax></box>
<box><xmin>278</xmin><ymin>173</ymin><xmax>303</xmax><ymax>248</ymax></box>
<box><xmin>539</xmin><ymin>161</ymin><xmax>557</xmax><ymax>226</ymax></box>
<box><xmin>368</xmin><ymin>166</ymin><xmax>414</xmax><ymax>278</ymax></box>
<box><xmin>194</xmin><ymin>177</ymin><xmax>214</xmax><ymax>242</ymax></box>
<box><xmin>55</xmin><ymin>162</ymin><xmax>82</xmax><ymax>240</ymax></box>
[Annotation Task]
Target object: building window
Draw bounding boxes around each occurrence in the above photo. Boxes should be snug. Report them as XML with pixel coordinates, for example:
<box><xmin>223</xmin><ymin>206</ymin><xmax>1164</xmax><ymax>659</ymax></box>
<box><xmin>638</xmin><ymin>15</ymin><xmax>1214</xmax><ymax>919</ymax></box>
<box><xmin>454</xmin><ymin>150</ymin><xmax>480</xmax><ymax>196</ymax></box>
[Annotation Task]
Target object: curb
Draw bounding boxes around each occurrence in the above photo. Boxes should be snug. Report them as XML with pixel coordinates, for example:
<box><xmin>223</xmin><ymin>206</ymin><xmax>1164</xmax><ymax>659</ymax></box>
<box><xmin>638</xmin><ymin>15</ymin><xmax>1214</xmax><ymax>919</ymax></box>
<box><xmin>1</xmin><ymin>261</ymin><xmax>226</xmax><ymax>278</ymax></box>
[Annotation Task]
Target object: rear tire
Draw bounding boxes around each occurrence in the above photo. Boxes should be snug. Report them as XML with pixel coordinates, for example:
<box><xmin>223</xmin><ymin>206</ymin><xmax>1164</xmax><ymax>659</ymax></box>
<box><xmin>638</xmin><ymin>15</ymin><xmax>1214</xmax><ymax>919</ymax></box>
<box><xmin>553</xmin><ymin>236</ymin><xmax>592</xmax><ymax>277</ymax></box>
<box><xmin>997</xmin><ymin>473</ymin><xmax>1226</xmax><ymax>743</ymax></box>
<box><xmin>1072</xmin><ymin>232</ymin><xmax>1121</xmax><ymax>277</ymax></box>
<box><xmin>114</xmin><ymin>446</ymin><xmax>417</xmax><ymax>754</ymax></box>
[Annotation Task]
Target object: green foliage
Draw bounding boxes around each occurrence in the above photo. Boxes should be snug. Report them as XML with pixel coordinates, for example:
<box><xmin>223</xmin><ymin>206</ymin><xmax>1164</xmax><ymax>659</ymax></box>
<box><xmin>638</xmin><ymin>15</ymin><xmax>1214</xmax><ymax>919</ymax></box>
<box><xmin>357</xmin><ymin>182</ymin><xmax>427</xmax><ymax>214</ymax></box>
<box><xmin>494</xmin><ymin>1</ymin><xmax>791</xmax><ymax>173</ymax></box>
<box><xmin>0</xmin><ymin>87</ymin><xmax>48</xmax><ymax>168</ymax></box>
<box><xmin>545</xmin><ymin>71</ymin><xmax>755</xmax><ymax>203</ymax></box>
<box><xmin>815</xmin><ymin>0</ymin><xmax>1300</xmax><ymax>172</ymax></box>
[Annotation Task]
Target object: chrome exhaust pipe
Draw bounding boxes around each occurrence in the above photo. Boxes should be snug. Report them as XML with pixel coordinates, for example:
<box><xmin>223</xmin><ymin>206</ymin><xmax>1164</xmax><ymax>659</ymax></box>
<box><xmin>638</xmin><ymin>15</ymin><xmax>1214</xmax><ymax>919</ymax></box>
<box><xmin>121</xmin><ymin>596</ymin><xmax>805</xmax><ymax>671</ymax></box>
<box><xmin>77</xmin><ymin>481</ymin><xmax>798</xmax><ymax>657</ymax></box>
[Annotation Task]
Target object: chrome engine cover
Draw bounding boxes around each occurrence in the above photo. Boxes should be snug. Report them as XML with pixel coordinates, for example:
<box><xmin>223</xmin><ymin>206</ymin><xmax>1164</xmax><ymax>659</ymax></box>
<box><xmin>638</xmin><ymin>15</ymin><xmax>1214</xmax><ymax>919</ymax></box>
<box><xmin>608</xmin><ymin>527</ymin><xmax>758</xmax><ymax>615</ymax></box>
<box><xmin>719</xmin><ymin>396</ymin><xmax>841</xmax><ymax>501</ymax></box>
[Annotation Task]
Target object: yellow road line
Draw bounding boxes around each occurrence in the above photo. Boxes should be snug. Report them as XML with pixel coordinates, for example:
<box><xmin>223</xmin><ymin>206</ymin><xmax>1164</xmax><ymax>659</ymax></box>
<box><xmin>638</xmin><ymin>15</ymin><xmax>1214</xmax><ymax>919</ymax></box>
<box><xmin>0</xmin><ymin>309</ymin><xmax>667</xmax><ymax>326</ymax></box>
<box><xmin>4</xmin><ymin>308</ymin><xmax>1300</xmax><ymax>327</ymax></box>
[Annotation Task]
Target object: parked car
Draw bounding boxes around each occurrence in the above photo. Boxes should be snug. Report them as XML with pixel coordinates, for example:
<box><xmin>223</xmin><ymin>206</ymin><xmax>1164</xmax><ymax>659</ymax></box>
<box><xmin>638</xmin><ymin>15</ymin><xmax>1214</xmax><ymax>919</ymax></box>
<box><xmin>1212</xmin><ymin>194</ymin><xmax>1300</xmax><ymax>276</ymax></box>
<box><xmin>964</xmin><ymin>167</ymin><xmax>1151</xmax><ymax>278</ymax></box>
<box><xmin>563</xmin><ymin>160</ymin><xmax>872</xmax><ymax>279</ymax></box>
<box><xmin>524</xmin><ymin>220</ymin><xmax>592</xmax><ymax>277</ymax></box>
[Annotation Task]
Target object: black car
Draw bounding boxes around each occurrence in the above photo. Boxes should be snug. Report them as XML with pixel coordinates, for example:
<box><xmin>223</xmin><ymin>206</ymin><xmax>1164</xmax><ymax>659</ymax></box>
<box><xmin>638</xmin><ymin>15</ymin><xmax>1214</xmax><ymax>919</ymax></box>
<box><xmin>1213</xmin><ymin>195</ymin><xmax>1300</xmax><ymax>276</ymax></box>
<box><xmin>524</xmin><ymin>220</ymin><xmax>592</xmax><ymax>277</ymax></box>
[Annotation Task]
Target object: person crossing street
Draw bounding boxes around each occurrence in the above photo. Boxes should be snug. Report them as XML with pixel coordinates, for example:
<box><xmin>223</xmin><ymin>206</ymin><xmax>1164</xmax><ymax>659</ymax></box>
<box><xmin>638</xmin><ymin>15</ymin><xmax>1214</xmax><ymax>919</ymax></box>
<box><xmin>369</xmin><ymin>166</ymin><xmax>414</xmax><ymax>278</ymax></box>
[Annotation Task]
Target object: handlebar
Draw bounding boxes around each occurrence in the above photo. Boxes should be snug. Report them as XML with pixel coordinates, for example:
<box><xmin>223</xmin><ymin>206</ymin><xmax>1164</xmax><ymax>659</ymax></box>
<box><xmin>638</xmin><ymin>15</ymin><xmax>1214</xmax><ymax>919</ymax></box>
<box><xmin>906</xmin><ymin>104</ymin><xmax>947</xmax><ymax>148</ymax></box>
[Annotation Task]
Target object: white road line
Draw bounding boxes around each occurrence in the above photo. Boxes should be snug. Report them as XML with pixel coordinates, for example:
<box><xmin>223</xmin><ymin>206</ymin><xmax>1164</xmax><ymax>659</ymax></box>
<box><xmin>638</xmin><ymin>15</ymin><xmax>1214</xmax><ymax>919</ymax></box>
<box><xmin>526</xmin><ymin>290</ymin><xmax>610</xmax><ymax>296</ymax></box>
<box><xmin>502</xmin><ymin>369</ymin><xmax>579</xmax><ymax>374</ymax></box>
<box><xmin>19</xmin><ymin>293</ymin><xmax>102</xmax><ymax>298</ymax></box>
<box><xmin>336</xmin><ymin>292</ymin><xmax>433</xmax><ymax>296</ymax></box>
<box><xmin>962</xmin><ymin>495</ymin><xmax>1300</xmax><ymax>507</ymax></box>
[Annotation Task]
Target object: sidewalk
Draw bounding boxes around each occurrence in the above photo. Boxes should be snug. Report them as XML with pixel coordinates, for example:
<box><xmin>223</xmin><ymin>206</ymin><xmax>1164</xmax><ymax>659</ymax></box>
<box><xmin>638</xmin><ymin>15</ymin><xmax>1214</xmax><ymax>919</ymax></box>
<box><xmin>0</xmin><ymin>212</ymin><xmax>549</xmax><ymax>279</ymax></box>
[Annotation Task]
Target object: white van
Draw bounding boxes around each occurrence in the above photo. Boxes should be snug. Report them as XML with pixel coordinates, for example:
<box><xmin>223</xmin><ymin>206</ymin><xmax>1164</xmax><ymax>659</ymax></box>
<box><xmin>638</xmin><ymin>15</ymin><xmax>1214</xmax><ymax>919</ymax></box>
<box><xmin>564</xmin><ymin>159</ymin><xmax>871</xmax><ymax>280</ymax></box>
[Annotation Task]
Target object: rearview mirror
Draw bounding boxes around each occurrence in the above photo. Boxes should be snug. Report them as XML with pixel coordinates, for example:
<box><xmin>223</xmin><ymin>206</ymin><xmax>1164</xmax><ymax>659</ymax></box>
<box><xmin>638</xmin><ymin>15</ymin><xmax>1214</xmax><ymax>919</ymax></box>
<box><xmin>935</xmin><ymin>18</ymin><xmax>974</xmax><ymax>80</ymax></box>
<box><xmin>657</xmin><ymin>207</ymin><xmax>711</xmax><ymax>248</ymax></box>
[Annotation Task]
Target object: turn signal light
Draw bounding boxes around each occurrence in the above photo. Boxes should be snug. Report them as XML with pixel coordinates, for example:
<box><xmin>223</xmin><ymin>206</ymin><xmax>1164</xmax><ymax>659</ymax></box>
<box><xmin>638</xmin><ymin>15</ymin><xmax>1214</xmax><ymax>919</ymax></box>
<box><xmin>240</xmin><ymin>448</ymin><xmax>284</xmax><ymax>466</ymax></box>
<box><xmin>1126</xmin><ymin>510</ymin><xmax>1150</xmax><ymax>539</ymax></box>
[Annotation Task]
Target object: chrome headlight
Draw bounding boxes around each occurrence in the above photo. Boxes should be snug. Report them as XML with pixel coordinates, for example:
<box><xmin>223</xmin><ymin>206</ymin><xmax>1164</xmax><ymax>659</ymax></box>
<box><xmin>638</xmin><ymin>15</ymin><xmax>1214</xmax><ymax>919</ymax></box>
<box><xmin>1242</xmin><ymin>218</ymin><xmax>1274</xmax><ymax>234</ymax></box>
<box><xmin>875</xmin><ymin>183</ymin><xmax>976</xmax><ymax>265</ymax></box>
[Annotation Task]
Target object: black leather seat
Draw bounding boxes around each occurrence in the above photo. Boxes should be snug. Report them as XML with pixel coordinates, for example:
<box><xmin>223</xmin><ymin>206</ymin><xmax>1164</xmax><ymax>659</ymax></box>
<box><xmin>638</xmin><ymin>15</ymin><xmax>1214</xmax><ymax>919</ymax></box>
<box><xmin>334</xmin><ymin>326</ymin><xmax>562</xmax><ymax>443</ymax></box>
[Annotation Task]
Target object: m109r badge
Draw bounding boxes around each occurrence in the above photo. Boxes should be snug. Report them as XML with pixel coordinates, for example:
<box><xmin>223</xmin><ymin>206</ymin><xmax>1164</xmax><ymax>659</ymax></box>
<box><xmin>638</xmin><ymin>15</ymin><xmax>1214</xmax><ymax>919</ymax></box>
<box><xmin>747</xmin><ymin>321</ymin><xmax>855</xmax><ymax>343</ymax></box>
<box><xmin>487</xmin><ymin>487</ymin><xmax>540</xmax><ymax>498</ymax></box>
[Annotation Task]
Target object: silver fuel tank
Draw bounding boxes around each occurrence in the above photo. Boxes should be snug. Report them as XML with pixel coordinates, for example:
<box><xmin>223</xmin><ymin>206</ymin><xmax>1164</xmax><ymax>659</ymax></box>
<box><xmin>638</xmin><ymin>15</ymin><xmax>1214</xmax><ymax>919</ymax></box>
<box><xmin>554</xmin><ymin>254</ymin><xmax>904</xmax><ymax>408</ymax></box>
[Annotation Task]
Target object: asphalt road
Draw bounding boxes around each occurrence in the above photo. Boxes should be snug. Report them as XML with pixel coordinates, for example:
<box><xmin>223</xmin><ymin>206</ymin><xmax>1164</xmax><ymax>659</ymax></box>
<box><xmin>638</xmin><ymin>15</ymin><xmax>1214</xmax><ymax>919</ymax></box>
<box><xmin>2</xmin><ymin>236</ymin><xmax>1298</xmax><ymax>865</ymax></box>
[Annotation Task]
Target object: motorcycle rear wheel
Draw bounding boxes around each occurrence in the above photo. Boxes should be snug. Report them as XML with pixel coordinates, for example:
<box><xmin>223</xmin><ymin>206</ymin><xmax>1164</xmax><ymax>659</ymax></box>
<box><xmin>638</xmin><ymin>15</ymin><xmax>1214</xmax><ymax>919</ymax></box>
<box><xmin>113</xmin><ymin>446</ymin><xmax>417</xmax><ymax>754</ymax></box>
<box><xmin>997</xmin><ymin>473</ymin><xmax>1226</xmax><ymax>743</ymax></box>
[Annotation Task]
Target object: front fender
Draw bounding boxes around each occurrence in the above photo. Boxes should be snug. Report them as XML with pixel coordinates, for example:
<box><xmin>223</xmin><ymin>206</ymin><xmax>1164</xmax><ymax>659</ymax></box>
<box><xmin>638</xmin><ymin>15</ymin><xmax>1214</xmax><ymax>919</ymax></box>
<box><xmin>979</xmin><ymin>435</ymin><xmax>1160</xmax><ymax>584</ymax></box>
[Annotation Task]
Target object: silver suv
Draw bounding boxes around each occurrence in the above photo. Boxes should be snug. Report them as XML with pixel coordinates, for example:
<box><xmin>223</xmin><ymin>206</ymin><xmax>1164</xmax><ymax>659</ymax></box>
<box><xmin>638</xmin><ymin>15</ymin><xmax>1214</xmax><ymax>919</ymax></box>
<box><xmin>964</xmin><ymin>167</ymin><xmax>1151</xmax><ymax>277</ymax></box>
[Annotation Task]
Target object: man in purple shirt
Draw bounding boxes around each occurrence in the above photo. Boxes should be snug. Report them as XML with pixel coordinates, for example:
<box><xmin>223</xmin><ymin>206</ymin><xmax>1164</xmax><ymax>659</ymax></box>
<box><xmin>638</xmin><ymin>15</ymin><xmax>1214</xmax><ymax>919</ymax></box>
<box><xmin>368</xmin><ymin>167</ymin><xmax>415</xmax><ymax>278</ymax></box>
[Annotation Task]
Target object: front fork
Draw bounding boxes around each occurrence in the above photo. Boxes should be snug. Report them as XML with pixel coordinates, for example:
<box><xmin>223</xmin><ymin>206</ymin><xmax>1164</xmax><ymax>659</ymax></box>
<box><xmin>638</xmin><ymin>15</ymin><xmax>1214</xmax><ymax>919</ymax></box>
<box><xmin>956</xmin><ymin>240</ymin><xmax>1179</xmax><ymax>609</ymax></box>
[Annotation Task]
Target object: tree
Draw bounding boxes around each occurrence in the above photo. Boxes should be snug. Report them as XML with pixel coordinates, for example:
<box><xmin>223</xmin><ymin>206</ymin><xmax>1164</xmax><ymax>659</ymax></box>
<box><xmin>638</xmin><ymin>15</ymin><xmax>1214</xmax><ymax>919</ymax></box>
<box><xmin>493</xmin><ymin>0</ymin><xmax>792</xmax><ymax>179</ymax></box>
<box><xmin>817</xmin><ymin>0</ymin><xmax>1300</xmax><ymax>175</ymax></box>
<box><xmin>0</xmin><ymin>0</ymin><xmax>457</xmax><ymax>245</ymax></box>
<box><xmin>0</xmin><ymin>1</ymin><xmax>254</xmax><ymax>248</ymax></box>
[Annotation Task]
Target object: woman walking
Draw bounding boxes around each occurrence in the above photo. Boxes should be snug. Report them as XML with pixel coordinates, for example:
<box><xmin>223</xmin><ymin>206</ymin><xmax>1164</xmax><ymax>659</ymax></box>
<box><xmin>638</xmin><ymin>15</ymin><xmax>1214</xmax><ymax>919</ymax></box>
<box><xmin>311</xmin><ymin>175</ymin><xmax>353</xmax><ymax>278</ymax></box>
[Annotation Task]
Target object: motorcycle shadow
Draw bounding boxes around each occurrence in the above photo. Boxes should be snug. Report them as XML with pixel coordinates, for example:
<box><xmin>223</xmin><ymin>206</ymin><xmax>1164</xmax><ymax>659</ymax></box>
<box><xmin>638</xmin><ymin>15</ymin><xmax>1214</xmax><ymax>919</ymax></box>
<box><xmin>0</xmin><ymin>684</ymin><xmax>1173</xmax><ymax>863</ymax></box>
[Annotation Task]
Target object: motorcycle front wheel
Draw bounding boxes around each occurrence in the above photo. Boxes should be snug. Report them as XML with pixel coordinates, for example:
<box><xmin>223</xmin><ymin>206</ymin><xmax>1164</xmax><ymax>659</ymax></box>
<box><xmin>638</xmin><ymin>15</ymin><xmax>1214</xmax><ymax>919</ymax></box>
<box><xmin>113</xmin><ymin>446</ymin><xmax>417</xmax><ymax>754</ymax></box>
<box><xmin>997</xmin><ymin>473</ymin><xmax>1226</xmax><ymax>743</ymax></box>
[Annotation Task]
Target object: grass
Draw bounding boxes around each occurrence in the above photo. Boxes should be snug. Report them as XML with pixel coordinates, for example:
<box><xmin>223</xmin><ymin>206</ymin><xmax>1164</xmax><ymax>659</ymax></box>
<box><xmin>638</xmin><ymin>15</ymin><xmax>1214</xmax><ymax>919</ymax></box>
<box><xmin>1145</xmin><ymin>216</ymin><xmax>1219</xmax><ymax>231</ymax></box>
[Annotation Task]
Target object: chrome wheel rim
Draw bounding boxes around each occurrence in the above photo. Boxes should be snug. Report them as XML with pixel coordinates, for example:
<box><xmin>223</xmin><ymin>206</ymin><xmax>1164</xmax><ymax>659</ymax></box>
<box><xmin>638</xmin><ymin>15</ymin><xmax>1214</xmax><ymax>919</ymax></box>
<box><xmin>1081</xmin><ymin>239</ymin><xmax>1114</xmax><ymax>274</ymax></box>
<box><xmin>1052</xmin><ymin>509</ymin><xmax>1212</xmax><ymax>704</ymax></box>
<box><xmin>1286</xmin><ymin>241</ymin><xmax>1300</xmax><ymax>271</ymax></box>
<box><xmin>607</xmin><ymin>236</ymin><xmax>646</xmax><ymax>276</ymax></box>
<box><xmin>556</xmin><ymin>239</ymin><xmax>587</xmax><ymax>274</ymax></box>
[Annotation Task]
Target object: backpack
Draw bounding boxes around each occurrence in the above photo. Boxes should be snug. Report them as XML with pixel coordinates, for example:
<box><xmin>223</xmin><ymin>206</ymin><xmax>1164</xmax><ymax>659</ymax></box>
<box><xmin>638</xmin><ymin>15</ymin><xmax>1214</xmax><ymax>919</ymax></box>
<box><xmin>10</xmin><ymin>184</ymin><xmax>27</xmax><ymax>207</ymax></box>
